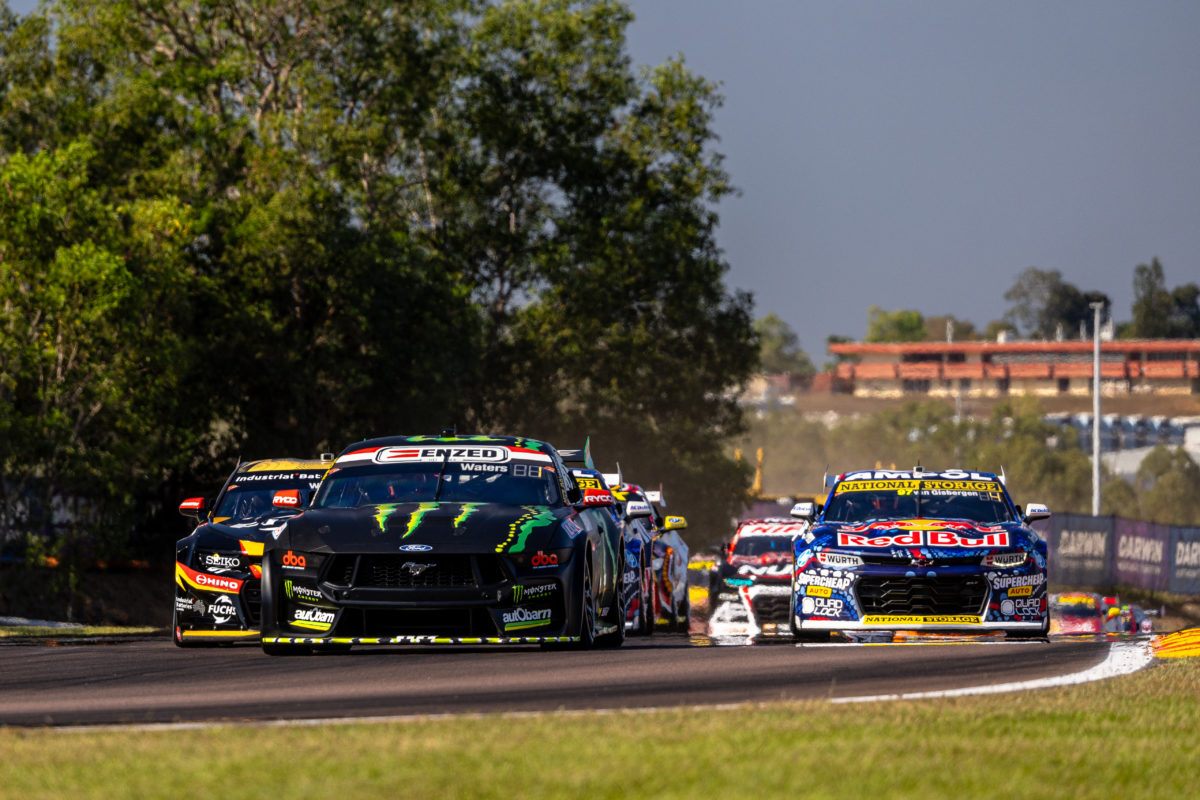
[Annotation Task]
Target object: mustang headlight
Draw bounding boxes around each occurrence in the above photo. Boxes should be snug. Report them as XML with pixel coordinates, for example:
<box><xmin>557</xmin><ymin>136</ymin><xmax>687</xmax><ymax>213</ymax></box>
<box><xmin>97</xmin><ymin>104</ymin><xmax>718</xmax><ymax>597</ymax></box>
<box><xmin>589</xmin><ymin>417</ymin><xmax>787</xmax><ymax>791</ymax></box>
<box><xmin>817</xmin><ymin>551</ymin><xmax>863</xmax><ymax>568</ymax></box>
<box><xmin>983</xmin><ymin>552</ymin><xmax>1028</xmax><ymax>568</ymax></box>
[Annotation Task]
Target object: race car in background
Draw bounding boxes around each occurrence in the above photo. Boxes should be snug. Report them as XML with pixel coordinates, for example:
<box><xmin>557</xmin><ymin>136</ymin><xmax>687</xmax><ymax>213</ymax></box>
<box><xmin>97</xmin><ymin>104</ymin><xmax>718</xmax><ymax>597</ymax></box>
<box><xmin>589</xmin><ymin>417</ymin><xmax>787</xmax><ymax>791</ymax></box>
<box><xmin>790</xmin><ymin>468</ymin><xmax>1051</xmax><ymax>639</ymax></box>
<box><xmin>258</xmin><ymin>433</ymin><xmax>626</xmax><ymax>653</ymax></box>
<box><xmin>173</xmin><ymin>456</ymin><xmax>333</xmax><ymax>646</ymax></box>
<box><xmin>1050</xmin><ymin>592</ymin><xmax>1105</xmax><ymax>635</ymax></box>
<box><xmin>708</xmin><ymin>515</ymin><xmax>808</xmax><ymax>637</ymax></box>
<box><xmin>568</xmin><ymin>464</ymin><xmax>655</xmax><ymax>636</ymax></box>
<box><xmin>646</xmin><ymin>487</ymin><xmax>691</xmax><ymax>631</ymax></box>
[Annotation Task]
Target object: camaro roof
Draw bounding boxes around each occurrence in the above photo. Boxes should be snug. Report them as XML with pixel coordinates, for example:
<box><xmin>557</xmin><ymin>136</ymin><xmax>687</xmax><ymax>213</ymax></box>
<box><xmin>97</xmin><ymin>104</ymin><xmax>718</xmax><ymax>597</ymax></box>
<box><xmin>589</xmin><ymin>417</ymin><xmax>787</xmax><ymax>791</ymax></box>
<box><xmin>238</xmin><ymin>459</ymin><xmax>332</xmax><ymax>473</ymax></box>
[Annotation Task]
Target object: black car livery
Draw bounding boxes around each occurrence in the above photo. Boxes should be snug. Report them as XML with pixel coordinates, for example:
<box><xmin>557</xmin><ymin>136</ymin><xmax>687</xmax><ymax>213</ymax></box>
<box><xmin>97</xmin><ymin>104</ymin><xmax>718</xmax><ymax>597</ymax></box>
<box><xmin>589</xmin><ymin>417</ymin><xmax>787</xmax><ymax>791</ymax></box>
<box><xmin>258</xmin><ymin>435</ymin><xmax>625</xmax><ymax>653</ymax></box>
<box><xmin>173</xmin><ymin>457</ymin><xmax>332</xmax><ymax>646</ymax></box>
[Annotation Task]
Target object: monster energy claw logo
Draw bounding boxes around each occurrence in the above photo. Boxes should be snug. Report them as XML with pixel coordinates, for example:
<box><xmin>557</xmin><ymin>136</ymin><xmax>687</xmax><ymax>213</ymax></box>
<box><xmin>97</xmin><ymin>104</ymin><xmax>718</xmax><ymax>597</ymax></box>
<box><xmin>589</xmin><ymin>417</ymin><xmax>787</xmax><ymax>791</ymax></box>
<box><xmin>513</xmin><ymin>585</ymin><xmax>524</xmax><ymax>603</ymax></box>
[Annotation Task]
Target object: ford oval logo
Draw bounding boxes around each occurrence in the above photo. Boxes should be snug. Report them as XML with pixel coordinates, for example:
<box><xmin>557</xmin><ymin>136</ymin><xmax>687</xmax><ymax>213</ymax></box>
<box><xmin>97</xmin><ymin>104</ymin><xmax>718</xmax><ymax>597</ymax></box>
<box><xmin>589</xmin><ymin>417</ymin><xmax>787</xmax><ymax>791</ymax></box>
<box><xmin>398</xmin><ymin>544</ymin><xmax>433</xmax><ymax>552</ymax></box>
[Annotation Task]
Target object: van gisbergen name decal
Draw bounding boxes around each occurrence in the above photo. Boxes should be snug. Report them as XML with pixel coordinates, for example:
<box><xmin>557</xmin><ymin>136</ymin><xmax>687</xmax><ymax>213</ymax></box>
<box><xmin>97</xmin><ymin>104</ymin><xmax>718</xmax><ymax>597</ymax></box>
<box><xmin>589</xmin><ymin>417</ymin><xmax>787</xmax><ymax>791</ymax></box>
<box><xmin>835</xmin><ymin>530</ymin><xmax>1010</xmax><ymax>548</ymax></box>
<box><xmin>336</xmin><ymin>445</ymin><xmax>552</xmax><ymax>466</ymax></box>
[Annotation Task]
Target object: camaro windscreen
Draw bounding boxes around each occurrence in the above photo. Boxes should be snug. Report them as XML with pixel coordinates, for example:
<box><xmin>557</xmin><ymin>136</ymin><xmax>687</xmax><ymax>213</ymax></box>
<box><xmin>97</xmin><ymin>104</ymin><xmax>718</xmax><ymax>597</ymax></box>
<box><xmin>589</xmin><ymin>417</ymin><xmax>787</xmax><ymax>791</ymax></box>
<box><xmin>822</xmin><ymin>479</ymin><xmax>1014</xmax><ymax>524</ymax></box>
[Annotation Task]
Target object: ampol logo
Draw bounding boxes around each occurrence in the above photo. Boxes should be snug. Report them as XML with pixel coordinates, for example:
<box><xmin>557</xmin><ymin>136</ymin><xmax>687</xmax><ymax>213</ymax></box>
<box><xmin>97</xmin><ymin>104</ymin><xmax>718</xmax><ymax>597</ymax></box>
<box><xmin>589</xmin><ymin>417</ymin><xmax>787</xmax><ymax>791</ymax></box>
<box><xmin>281</xmin><ymin>550</ymin><xmax>307</xmax><ymax>568</ymax></box>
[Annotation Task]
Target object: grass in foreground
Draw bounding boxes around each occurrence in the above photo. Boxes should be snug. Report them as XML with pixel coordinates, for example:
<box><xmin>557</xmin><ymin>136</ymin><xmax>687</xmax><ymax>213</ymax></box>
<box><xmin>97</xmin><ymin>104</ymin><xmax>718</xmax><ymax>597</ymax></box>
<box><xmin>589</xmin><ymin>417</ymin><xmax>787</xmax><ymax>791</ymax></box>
<box><xmin>0</xmin><ymin>626</ymin><xmax>161</xmax><ymax>638</ymax></box>
<box><xmin>2</xmin><ymin>658</ymin><xmax>1197</xmax><ymax>800</ymax></box>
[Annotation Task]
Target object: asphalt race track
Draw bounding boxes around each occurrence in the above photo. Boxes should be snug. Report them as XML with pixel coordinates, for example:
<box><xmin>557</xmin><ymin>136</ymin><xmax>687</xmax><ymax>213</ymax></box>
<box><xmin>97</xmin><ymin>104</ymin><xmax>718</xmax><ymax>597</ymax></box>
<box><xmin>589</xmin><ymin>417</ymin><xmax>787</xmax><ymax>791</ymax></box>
<box><xmin>0</xmin><ymin>634</ymin><xmax>1119</xmax><ymax>727</ymax></box>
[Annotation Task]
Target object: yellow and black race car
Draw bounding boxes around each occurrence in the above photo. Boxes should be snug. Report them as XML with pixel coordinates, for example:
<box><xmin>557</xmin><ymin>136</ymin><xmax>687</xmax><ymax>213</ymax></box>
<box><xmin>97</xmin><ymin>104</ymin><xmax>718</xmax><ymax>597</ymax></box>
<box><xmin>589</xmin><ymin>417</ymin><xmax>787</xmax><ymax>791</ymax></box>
<box><xmin>173</xmin><ymin>457</ymin><xmax>332</xmax><ymax>646</ymax></box>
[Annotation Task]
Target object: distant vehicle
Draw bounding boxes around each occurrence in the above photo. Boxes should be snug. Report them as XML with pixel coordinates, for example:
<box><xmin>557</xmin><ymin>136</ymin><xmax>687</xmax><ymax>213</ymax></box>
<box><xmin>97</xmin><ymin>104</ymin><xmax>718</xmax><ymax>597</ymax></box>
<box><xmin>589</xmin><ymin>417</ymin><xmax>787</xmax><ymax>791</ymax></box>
<box><xmin>1102</xmin><ymin>602</ymin><xmax>1154</xmax><ymax>634</ymax></box>
<box><xmin>709</xmin><ymin>518</ymin><xmax>808</xmax><ymax>637</ymax></box>
<box><xmin>173</xmin><ymin>457</ymin><xmax>333</xmax><ymax>646</ymax></box>
<box><xmin>790</xmin><ymin>468</ymin><xmax>1051</xmax><ymax>639</ymax></box>
<box><xmin>258</xmin><ymin>434</ymin><xmax>625</xmax><ymax>654</ymax></box>
<box><xmin>1050</xmin><ymin>592</ymin><xmax>1105</xmax><ymax>635</ymax></box>
<box><xmin>643</xmin><ymin>486</ymin><xmax>691</xmax><ymax>632</ymax></box>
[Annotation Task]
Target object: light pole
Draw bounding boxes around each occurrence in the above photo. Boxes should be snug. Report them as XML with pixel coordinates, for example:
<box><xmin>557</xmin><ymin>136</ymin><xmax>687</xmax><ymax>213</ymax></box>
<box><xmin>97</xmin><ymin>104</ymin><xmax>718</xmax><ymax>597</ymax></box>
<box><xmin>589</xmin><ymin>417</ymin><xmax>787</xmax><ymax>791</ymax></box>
<box><xmin>1090</xmin><ymin>301</ymin><xmax>1104</xmax><ymax>516</ymax></box>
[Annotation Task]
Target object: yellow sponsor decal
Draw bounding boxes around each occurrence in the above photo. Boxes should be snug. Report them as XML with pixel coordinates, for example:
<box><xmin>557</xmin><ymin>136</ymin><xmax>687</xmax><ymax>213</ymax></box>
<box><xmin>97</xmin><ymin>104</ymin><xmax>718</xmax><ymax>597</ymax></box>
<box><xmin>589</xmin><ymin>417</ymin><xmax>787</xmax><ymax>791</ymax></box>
<box><xmin>245</xmin><ymin>460</ymin><xmax>333</xmax><ymax>472</ymax></box>
<box><xmin>806</xmin><ymin>585</ymin><xmax>833</xmax><ymax>598</ymax></box>
<box><xmin>836</xmin><ymin>479</ymin><xmax>996</xmax><ymax>494</ymax></box>
<box><xmin>1008</xmin><ymin>585</ymin><xmax>1034</xmax><ymax>597</ymax></box>
<box><xmin>239</xmin><ymin>540</ymin><xmax>265</xmax><ymax>556</ymax></box>
<box><xmin>862</xmin><ymin>615</ymin><xmax>981</xmax><ymax>625</ymax></box>
<box><xmin>181</xmin><ymin>630</ymin><xmax>256</xmax><ymax>638</ymax></box>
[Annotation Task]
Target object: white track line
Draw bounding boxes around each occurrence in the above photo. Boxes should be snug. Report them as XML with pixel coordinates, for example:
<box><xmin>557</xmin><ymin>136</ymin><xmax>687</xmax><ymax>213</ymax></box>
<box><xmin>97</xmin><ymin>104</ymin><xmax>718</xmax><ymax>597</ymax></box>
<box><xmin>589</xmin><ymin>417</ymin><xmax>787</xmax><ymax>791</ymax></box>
<box><xmin>832</xmin><ymin>639</ymin><xmax>1155</xmax><ymax>703</ymax></box>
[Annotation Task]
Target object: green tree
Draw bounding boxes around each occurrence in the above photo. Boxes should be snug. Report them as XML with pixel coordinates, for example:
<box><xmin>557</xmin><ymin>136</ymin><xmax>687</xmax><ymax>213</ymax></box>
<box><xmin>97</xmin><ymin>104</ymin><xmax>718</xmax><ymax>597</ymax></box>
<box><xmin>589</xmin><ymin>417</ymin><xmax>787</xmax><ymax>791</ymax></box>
<box><xmin>923</xmin><ymin>314</ymin><xmax>978</xmax><ymax>342</ymax></box>
<box><xmin>1130</xmin><ymin>258</ymin><xmax>1199</xmax><ymax>338</ymax></box>
<box><xmin>1133</xmin><ymin>446</ymin><xmax>1200</xmax><ymax>525</ymax></box>
<box><xmin>754</xmin><ymin>313</ymin><xmax>814</xmax><ymax>376</ymax></box>
<box><xmin>865</xmin><ymin>306</ymin><xmax>924</xmax><ymax>342</ymax></box>
<box><xmin>1003</xmin><ymin>267</ymin><xmax>1109</xmax><ymax>339</ymax></box>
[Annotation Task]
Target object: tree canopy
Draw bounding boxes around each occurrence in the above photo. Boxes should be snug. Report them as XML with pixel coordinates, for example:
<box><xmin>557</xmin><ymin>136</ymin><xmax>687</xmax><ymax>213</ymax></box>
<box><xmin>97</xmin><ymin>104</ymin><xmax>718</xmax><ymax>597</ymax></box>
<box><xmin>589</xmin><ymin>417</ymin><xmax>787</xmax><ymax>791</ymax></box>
<box><xmin>754</xmin><ymin>313</ymin><xmax>813</xmax><ymax>376</ymax></box>
<box><xmin>0</xmin><ymin>0</ymin><xmax>757</xmax><ymax>578</ymax></box>
<box><xmin>1002</xmin><ymin>267</ymin><xmax>1109</xmax><ymax>340</ymax></box>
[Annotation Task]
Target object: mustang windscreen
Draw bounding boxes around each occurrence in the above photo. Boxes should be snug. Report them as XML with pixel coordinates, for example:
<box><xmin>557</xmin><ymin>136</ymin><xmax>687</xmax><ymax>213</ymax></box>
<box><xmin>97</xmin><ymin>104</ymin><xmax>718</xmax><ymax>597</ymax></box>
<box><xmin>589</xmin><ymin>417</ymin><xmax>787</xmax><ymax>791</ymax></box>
<box><xmin>823</xmin><ymin>481</ymin><xmax>1014</xmax><ymax>524</ymax></box>
<box><xmin>313</xmin><ymin>462</ymin><xmax>562</xmax><ymax>507</ymax></box>
<box><xmin>216</xmin><ymin>482</ymin><xmax>316</xmax><ymax>519</ymax></box>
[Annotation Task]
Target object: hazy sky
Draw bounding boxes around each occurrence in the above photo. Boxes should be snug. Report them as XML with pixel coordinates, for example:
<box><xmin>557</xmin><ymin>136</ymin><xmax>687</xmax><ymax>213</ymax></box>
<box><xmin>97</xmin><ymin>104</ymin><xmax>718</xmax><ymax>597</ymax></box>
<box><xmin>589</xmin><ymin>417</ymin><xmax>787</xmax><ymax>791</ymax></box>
<box><xmin>9</xmin><ymin>1</ymin><xmax>1199</xmax><ymax>359</ymax></box>
<box><xmin>624</xmin><ymin>1</ymin><xmax>1200</xmax><ymax>357</ymax></box>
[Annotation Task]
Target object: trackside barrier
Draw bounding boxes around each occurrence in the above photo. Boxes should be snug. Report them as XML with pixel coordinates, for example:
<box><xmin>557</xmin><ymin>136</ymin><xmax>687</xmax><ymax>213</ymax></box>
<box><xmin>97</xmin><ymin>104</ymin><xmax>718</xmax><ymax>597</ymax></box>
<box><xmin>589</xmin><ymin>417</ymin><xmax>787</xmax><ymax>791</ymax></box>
<box><xmin>1037</xmin><ymin>514</ymin><xmax>1200</xmax><ymax>594</ymax></box>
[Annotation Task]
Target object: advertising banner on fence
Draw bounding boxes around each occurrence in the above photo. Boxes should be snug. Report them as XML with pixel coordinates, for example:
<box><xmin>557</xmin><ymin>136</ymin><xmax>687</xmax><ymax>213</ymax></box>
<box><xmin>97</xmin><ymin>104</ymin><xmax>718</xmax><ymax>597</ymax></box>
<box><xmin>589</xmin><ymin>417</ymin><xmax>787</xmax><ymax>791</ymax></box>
<box><xmin>1113</xmin><ymin>518</ymin><xmax>1171</xmax><ymax>592</ymax></box>
<box><xmin>1047</xmin><ymin>513</ymin><xmax>1113</xmax><ymax>587</ymax></box>
<box><xmin>1170</xmin><ymin>527</ymin><xmax>1200</xmax><ymax>594</ymax></box>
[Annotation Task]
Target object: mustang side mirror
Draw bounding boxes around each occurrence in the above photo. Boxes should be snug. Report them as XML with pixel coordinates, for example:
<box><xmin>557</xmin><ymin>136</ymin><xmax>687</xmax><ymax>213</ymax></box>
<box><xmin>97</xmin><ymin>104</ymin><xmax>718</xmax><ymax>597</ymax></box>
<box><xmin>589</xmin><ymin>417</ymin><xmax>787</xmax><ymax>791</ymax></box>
<box><xmin>566</xmin><ymin>486</ymin><xmax>583</xmax><ymax>504</ymax></box>
<box><xmin>662</xmin><ymin>515</ymin><xmax>687</xmax><ymax>531</ymax></box>
<box><xmin>580</xmin><ymin>488</ymin><xmax>614</xmax><ymax>507</ymax></box>
<box><xmin>179</xmin><ymin>497</ymin><xmax>206</xmax><ymax>519</ymax></box>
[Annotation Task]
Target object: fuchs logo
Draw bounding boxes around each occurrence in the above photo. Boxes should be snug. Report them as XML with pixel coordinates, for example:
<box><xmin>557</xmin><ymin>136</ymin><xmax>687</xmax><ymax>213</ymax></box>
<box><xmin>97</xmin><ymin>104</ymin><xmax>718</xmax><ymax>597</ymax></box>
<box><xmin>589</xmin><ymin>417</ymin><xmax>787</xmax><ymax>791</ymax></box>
<box><xmin>194</xmin><ymin>572</ymin><xmax>242</xmax><ymax>592</ymax></box>
<box><xmin>283</xmin><ymin>580</ymin><xmax>323</xmax><ymax>602</ymax></box>
<box><xmin>208</xmin><ymin>595</ymin><xmax>237</xmax><ymax>624</ymax></box>
<box><xmin>203</xmin><ymin>553</ymin><xmax>240</xmax><ymax>569</ymax></box>
<box><xmin>375</xmin><ymin>446</ymin><xmax>508</xmax><ymax>463</ymax></box>
<box><xmin>281</xmin><ymin>550</ymin><xmax>307</xmax><ymax>568</ymax></box>
<box><xmin>530</xmin><ymin>550</ymin><xmax>558</xmax><ymax>568</ymax></box>
<box><xmin>399</xmin><ymin>543</ymin><xmax>433</xmax><ymax>552</ymax></box>
<box><xmin>292</xmin><ymin>607</ymin><xmax>335</xmax><ymax>624</ymax></box>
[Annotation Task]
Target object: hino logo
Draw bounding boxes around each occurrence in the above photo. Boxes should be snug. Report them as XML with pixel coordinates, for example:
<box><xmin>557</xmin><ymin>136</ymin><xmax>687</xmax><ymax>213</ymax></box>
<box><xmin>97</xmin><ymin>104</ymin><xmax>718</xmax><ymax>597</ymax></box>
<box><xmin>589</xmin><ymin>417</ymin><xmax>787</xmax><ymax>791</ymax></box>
<box><xmin>402</xmin><ymin>561</ymin><xmax>435</xmax><ymax>576</ymax></box>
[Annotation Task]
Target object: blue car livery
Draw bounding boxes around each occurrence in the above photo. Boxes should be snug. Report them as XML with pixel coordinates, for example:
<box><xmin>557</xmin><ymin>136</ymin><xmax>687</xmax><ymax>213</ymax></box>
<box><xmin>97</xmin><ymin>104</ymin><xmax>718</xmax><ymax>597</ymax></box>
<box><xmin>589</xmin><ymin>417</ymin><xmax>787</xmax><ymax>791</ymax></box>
<box><xmin>791</xmin><ymin>469</ymin><xmax>1050</xmax><ymax>638</ymax></box>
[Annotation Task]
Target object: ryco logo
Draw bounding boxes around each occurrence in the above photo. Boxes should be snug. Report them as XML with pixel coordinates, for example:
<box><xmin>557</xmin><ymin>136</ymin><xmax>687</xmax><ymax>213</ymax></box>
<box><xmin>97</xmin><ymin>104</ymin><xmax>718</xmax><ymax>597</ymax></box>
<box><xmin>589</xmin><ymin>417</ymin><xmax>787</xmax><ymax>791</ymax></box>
<box><xmin>531</xmin><ymin>550</ymin><xmax>558</xmax><ymax>568</ymax></box>
<box><xmin>281</xmin><ymin>550</ymin><xmax>307</xmax><ymax>568</ymax></box>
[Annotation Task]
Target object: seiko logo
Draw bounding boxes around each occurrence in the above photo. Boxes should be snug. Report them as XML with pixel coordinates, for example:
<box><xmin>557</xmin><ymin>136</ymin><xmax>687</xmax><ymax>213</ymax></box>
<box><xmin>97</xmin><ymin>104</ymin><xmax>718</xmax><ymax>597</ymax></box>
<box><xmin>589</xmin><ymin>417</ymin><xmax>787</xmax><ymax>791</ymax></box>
<box><xmin>281</xmin><ymin>550</ymin><xmax>307</xmax><ymax>568</ymax></box>
<box><xmin>204</xmin><ymin>553</ymin><xmax>240</xmax><ymax>569</ymax></box>
<box><xmin>402</xmin><ymin>561</ymin><xmax>435</xmax><ymax>576</ymax></box>
<box><xmin>399</xmin><ymin>544</ymin><xmax>433</xmax><ymax>552</ymax></box>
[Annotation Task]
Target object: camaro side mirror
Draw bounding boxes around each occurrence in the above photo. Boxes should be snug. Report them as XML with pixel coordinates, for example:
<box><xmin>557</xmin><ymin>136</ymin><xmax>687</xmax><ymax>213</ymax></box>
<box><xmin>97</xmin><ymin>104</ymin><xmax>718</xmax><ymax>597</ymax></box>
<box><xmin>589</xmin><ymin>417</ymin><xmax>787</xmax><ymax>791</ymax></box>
<box><xmin>272</xmin><ymin>489</ymin><xmax>302</xmax><ymax>509</ymax></box>
<box><xmin>179</xmin><ymin>497</ymin><xmax>206</xmax><ymax>519</ymax></box>
<box><xmin>1024</xmin><ymin>503</ymin><xmax>1051</xmax><ymax>522</ymax></box>
<box><xmin>662</xmin><ymin>515</ymin><xmax>687</xmax><ymax>531</ymax></box>
<box><xmin>625</xmin><ymin>500</ymin><xmax>653</xmax><ymax>520</ymax></box>
<box><xmin>790</xmin><ymin>502</ymin><xmax>815</xmax><ymax>520</ymax></box>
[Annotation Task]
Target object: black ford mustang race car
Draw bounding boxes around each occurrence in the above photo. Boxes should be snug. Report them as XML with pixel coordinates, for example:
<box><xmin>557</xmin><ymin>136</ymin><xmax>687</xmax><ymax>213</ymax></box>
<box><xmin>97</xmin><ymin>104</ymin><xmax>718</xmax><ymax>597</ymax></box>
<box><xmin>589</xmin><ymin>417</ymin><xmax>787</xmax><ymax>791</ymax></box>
<box><xmin>790</xmin><ymin>468</ymin><xmax>1050</xmax><ymax>639</ymax></box>
<box><xmin>258</xmin><ymin>434</ymin><xmax>625</xmax><ymax>654</ymax></box>
<box><xmin>173</xmin><ymin>457</ymin><xmax>332</xmax><ymax>646</ymax></box>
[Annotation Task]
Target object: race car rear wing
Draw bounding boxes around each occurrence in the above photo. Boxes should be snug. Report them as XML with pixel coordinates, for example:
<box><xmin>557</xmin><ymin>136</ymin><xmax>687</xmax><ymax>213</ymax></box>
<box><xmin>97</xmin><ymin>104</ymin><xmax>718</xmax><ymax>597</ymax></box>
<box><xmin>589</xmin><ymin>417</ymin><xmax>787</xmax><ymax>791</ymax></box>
<box><xmin>557</xmin><ymin>437</ymin><xmax>595</xmax><ymax>470</ymax></box>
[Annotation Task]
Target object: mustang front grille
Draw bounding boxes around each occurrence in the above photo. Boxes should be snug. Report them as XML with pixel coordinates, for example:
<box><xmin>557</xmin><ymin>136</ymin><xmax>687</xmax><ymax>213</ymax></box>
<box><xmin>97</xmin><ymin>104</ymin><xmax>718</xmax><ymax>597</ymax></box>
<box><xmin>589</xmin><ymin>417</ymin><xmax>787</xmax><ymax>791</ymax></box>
<box><xmin>321</xmin><ymin>554</ymin><xmax>506</xmax><ymax>590</ymax></box>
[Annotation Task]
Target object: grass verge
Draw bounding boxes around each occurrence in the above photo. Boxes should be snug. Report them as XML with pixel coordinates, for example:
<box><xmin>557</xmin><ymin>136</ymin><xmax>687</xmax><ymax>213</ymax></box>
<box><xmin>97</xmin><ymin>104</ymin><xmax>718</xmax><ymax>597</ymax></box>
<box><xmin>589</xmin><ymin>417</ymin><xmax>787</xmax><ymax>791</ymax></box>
<box><xmin>0</xmin><ymin>626</ymin><xmax>162</xmax><ymax>639</ymax></box>
<box><xmin>1</xmin><ymin>656</ymin><xmax>1197</xmax><ymax>799</ymax></box>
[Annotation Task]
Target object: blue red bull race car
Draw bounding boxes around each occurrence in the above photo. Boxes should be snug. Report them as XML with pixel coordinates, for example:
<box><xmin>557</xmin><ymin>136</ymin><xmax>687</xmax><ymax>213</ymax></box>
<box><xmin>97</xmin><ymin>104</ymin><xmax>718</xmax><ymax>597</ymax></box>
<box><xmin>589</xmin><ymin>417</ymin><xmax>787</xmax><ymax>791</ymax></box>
<box><xmin>790</xmin><ymin>468</ymin><xmax>1050</xmax><ymax>639</ymax></box>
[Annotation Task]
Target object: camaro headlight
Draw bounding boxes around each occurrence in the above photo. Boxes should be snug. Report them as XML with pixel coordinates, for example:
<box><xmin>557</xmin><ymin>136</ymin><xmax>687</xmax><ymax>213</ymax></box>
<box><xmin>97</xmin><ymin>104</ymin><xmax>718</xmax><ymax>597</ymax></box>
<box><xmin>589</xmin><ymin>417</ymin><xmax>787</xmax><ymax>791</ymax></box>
<box><xmin>817</xmin><ymin>551</ymin><xmax>863</xmax><ymax>568</ymax></box>
<box><xmin>982</xmin><ymin>552</ymin><xmax>1028</xmax><ymax>568</ymax></box>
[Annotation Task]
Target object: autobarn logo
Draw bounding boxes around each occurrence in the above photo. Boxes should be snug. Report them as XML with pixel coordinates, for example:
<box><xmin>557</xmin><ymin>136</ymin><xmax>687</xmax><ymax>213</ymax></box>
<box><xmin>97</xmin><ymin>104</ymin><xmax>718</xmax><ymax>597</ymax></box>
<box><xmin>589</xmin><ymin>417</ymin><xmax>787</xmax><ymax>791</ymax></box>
<box><xmin>203</xmin><ymin>553</ymin><xmax>241</xmax><ymax>570</ymax></box>
<box><xmin>502</xmin><ymin>607</ymin><xmax>553</xmax><ymax>629</ymax></box>
<box><xmin>794</xmin><ymin>570</ymin><xmax>854</xmax><ymax>591</ymax></box>
<box><xmin>836</xmin><ymin>531</ymin><xmax>1009</xmax><ymax>548</ymax></box>
<box><xmin>292</xmin><ymin>607</ymin><xmax>335</xmax><ymax>625</ymax></box>
<box><xmin>208</xmin><ymin>595</ymin><xmax>237</xmax><ymax>624</ymax></box>
<box><xmin>375</xmin><ymin>446</ymin><xmax>508</xmax><ymax>464</ymax></box>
